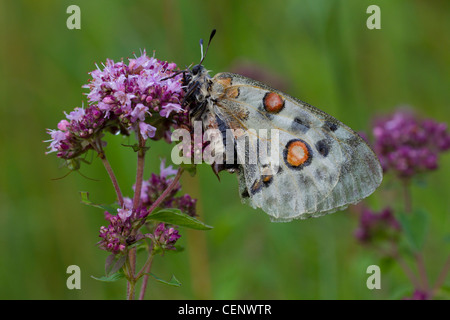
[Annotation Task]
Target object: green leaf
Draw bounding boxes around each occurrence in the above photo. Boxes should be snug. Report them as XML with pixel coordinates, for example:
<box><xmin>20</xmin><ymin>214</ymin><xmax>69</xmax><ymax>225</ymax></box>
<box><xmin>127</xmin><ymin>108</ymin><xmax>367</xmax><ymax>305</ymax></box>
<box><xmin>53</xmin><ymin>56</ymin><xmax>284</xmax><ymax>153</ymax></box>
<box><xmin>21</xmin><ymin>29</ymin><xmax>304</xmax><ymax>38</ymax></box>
<box><xmin>105</xmin><ymin>255</ymin><xmax>126</xmax><ymax>276</ymax></box>
<box><xmin>148</xmin><ymin>208</ymin><xmax>213</xmax><ymax>230</ymax></box>
<box><xmin>147</xmin><ymin>273</ymin><xmax>181</xmax><ymax>287</ymax></box>
<box><xmin>104</xmin><ymin>254</ymin><xmax>116</xmax><ymax>275</ymax></box>
<box><xmin>398</xmin><ymin>208</ymin><xmax>429</xmax><ymax>252</ymax></box>
<box><xmin>91</xmin><ymin>271</ymin><xmax>125</xmax><ymax>282</ymax></box>
<box><xmin>79</xmin><ymin>191</ymin><xmax>119</xmax><ymax>213</ymax></box>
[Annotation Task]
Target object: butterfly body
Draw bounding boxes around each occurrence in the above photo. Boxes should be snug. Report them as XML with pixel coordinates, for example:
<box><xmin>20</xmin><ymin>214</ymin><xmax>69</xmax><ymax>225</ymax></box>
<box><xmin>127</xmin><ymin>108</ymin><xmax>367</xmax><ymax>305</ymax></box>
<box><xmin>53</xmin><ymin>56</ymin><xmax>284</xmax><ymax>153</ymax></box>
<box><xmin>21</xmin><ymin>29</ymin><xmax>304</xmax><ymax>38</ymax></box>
<box><xmin>183</xmin><ymin>64</ymin><xmax>383</xmax><ymax>222</ymax></box>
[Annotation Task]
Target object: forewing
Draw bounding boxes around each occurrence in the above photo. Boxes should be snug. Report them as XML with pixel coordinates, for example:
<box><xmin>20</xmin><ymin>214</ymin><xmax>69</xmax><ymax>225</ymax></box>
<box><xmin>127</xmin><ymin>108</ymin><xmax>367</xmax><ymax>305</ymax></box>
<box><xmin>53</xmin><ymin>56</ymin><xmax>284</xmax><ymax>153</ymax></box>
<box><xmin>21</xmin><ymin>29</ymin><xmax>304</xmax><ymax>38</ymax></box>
<box><xmin>212</xmin><ymin>72</ymin><xmax>383</xmax><ymax>222</ymax></box>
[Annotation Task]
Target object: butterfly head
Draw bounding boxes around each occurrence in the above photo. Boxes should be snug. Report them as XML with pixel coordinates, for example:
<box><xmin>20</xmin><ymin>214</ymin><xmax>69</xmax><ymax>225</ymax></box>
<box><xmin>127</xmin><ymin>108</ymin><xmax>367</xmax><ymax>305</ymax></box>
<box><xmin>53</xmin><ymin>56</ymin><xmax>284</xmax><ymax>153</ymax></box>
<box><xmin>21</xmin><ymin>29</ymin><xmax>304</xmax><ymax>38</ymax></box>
<box><xmin>181</xmin><ymin>30</ymin><xmax>217</xmax><ymax>117</ymax></box>
<box><xmin>191</xmin><ymin>64</ymin><xmax>204</xmax><ymax>76</ymax></box>
<box><xmin>183</xmin><ymin>62</ymin><xmax>212</xmax><ymax>117</ymax></box>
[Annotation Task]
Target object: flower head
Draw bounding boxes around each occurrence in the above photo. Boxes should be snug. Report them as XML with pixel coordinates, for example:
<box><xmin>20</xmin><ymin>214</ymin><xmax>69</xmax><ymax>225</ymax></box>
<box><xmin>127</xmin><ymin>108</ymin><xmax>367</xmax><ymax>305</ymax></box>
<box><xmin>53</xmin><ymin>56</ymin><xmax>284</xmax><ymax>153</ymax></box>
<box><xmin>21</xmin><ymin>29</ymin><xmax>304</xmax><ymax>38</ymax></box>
<box><xmin>83</xmin><ymin>51</ymin><xmax>186</xmax><ymax>132</ymax></box>
<box><xmin>354</xmin><ymin>207</ymin><xmax>401</xmax><ymax>244</ymax></box>
<box><xmin>372</xmin><ymin>109</ymin><xmax>450</xmax><ymax>179</ymax></box>
<box><xmin>46</xmin><ymin>51</ymin><xmax>187</xmax><ymax>161</ymax></box>
<box><xmin>403</xmin><ymin>290</ymin><xmax>430</xmax><ymax>300</ymax></box>
<box><xmin>98</xmin><ymin>208</ymin><xmax>134</xmax><ymax>254</ymax></box>
<box><xmin>159</xmin><ymin>158</ymin><xmax>178</xmax><ymax>178</ymax></box>
<box><xmin>147</xmin><ymin>223</ymin><xmax>181</xmax><ymax>250</ymax></box>
<box><xmin>136</xmin><ymin>159</ymin><xmax>197</xmax><ymax>217</ymax></box>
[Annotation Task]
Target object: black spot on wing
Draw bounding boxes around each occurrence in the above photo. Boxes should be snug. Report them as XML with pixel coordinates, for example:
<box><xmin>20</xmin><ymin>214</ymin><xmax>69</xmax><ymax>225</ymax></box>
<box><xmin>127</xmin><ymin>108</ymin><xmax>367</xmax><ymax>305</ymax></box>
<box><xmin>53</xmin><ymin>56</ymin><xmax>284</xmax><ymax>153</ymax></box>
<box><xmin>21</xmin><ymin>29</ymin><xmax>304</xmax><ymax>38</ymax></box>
<box><xmin>262</xmin><ymin>175</ymin><xmax>273</xmax><ymax>187</ymax></box>
<box><xmin>291</xmin><ymin>117</ymin><xmax>310</xmax><ymax>134</ymax></box>
<box><xmin>323</xmin><ymin>121</ymin><xmax>339</xmax><ymax>132</ymax></box>
<box><xmin>315</xmin><ymin>139</ymin><xmax>330</xmax><ymax>157</ymax></box>
<box><xmin>241</xmin><ymin>189</ymin><xmax>250</xmax><ymax>198</ymax></box>
<box><xmin>250</xmin><ymin>179</ymin><xmax>263</xmax><ymax>195</ymax></box>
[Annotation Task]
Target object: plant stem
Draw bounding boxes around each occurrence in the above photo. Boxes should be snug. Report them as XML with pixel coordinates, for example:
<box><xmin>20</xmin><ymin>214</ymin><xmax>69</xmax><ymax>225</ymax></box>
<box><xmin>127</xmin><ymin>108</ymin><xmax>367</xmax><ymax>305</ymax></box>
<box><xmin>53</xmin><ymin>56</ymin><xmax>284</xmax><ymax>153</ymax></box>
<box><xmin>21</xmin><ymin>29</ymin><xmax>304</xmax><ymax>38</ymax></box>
<box><xmin>129</xmin><ymin>166</ymin><xmax>185</xmax><ymax>236</ymax></box>
<box><xmin>132</xmin><ymin>168</ymin><xmax>184</xmax><ymax>300</ymax></box>
<box><xmin>415</xmin><ymin>253</ymin><xmax>429</xmax><ymax>291</ymax></box>
<box><xmin>125</xmin><ymin>166</ymin><xmax>184</xmax><ymax>299</ymax></box>
<box><xmin>402</xmin><ymin>179</ymin><xmax>412</xmax><ymax>214</ymax></box>
<box><xmin>148</xmin><ymin>167</ymin><xmax>184</xmax><ymax>214</ymax></box>
<box><xmin>131</xmin><ymin>167</ymin><xmax>185</xmax><ymax>235</ymax></box>
<box><xmin>128</xmin><ymin>133</ymin><xmax>147</xmax><ymax>292</ymax></box>
<box><xmin>402</xmin><ymin>180</ymin><xmax>432</xmax><ymax>295</ymax></box>
<box><xmin>127</xmin><ymin>248</ymin><xmax>136</xmax><ymax>290</ymax></box>
<box><xmin>431</xmin><ymin>254</ymin><xmax>450</xmax><ymax>298</ymax></box>
<box><xmin>127</xmin><ymin>280</ymin><xmax>136</xmax><ymax>300</ymax></box>
<box><xmin>133</xmin><ymin>133</ymin><xmax>146</xmax><ymax>210</ymax></box>
<box><xmin>100</xmin><ymin>153</ymin><xmax>124</xmax><ymax>207</ymax></box>
<box><xmin>390</xmin><ymin>243</ymin><xmax>421</xmax><ymax>289</ymax></box>
<box><xmin>138</xmin><ymin>250</ymin><xmax>155</xmax><ymax>300</ymax></box>
<box><xmin>124</xmin><ymin>258</ymin><xmax>135</xmax><ymax>300</ymax></box>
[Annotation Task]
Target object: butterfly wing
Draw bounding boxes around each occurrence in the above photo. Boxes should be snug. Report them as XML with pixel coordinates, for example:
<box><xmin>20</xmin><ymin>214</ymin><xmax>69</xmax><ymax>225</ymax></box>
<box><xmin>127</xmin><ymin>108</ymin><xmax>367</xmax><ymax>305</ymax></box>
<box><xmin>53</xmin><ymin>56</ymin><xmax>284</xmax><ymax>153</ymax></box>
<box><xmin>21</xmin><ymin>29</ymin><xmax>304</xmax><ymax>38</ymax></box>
<box><xmin>210</xmin><ymin>72</ymin><xmax>383</xmax><ymax>222</ymax></box>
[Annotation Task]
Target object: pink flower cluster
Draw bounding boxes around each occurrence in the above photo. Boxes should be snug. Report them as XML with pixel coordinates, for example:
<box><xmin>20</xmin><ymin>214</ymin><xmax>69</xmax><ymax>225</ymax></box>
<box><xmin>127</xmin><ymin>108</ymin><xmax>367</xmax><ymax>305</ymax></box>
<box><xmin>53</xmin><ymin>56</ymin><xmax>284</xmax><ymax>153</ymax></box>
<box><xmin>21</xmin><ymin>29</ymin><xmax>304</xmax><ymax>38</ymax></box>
<box><xmin>98</xmin><ymin>208</ymin><xmax>134</xmax><ymax>254</ymax></box>
<box><xmin>130</xmin><ymin>160</ymin><xmax>197</xmax><ymax>216</ymax></box>
<box><xmin>146</xmin><ymin>223</ymin><xmax>181</xmax><ymax>251</ymax></box>
<box><xmin>46</xmin><ymin>51</ymin><xmax>186</xmax><ymax>160</ymax></box>
<box><xmin>354</xmin><ymin>207</ymin><xmax>401</xmax><ymax>244</ymax></box>
<box><xmin>98</xmin><ymin>160</ymin><xmax>196</xmax><ymax>254</ymax></box>
<box><xmin>373</xmin><ymin>109</ymin><xmax>450</xmax><ymax>178</ymax></box>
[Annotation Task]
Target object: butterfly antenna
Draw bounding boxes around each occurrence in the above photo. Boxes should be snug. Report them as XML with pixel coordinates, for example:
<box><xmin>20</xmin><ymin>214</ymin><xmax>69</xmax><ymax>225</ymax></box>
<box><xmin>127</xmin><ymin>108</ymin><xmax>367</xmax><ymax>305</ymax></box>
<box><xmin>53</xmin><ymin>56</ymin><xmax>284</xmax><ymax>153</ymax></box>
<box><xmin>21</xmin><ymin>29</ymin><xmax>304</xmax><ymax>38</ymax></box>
<box><xmin>160</xmin><ymin>70</ymin><xmax>184</xmax><ymax>81</ymax></box>
<box><xmin>199</xmin><ymin>38</ymin><xmax>204</xmax><ymax>62</ymax></box>
<box><xmin>199</xmin><ymin>29</ymin><xmax>216</xmax><ymax>65</ymax></box>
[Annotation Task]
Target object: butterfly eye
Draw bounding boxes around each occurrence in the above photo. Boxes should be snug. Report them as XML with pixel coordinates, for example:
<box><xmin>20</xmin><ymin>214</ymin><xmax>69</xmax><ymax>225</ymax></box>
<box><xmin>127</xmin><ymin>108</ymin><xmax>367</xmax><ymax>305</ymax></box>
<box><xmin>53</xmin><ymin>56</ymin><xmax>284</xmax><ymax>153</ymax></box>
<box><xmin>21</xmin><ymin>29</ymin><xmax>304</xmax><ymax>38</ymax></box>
<box><xmin>192</xmin><ymin>64</ymin><xmax>202</xmax><ymax>75</ymax></box>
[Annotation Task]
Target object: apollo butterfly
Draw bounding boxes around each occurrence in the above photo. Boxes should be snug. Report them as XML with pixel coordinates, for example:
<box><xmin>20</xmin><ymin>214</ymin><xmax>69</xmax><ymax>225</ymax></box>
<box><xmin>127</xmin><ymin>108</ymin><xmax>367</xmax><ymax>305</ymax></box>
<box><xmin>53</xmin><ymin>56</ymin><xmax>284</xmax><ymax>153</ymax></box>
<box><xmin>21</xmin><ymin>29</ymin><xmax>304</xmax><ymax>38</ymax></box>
<box><xmin>173</xmin><ymin>30</ymin><xmax>383</xmax><ymax>222</ymax></box>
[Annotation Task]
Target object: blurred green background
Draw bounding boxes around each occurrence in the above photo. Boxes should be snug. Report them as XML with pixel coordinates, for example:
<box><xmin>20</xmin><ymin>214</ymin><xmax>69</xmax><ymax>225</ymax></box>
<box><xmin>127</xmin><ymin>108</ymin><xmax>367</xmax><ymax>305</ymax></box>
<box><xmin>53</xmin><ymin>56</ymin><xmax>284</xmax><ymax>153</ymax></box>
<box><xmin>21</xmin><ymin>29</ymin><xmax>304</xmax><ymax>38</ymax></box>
<box><xmin>0</xmin><ymin>0</ymin><xmax>449</xmax><ymax>299</ymax></box>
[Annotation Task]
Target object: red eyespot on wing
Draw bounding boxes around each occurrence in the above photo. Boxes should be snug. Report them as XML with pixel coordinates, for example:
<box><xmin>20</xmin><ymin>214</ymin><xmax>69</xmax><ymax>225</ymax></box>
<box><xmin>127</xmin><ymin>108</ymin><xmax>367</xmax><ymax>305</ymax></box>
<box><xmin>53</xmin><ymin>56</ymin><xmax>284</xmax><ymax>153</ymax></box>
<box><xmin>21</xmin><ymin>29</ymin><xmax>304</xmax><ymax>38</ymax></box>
<box><xmin>263</xmin><ymin>92</ymin><xmax>284</xmax><ymax>113</ymax></box>
<box><xmin>284</xmin><ymin>139</ymin><xmax>313</xmax><ymax>169</ymax></box>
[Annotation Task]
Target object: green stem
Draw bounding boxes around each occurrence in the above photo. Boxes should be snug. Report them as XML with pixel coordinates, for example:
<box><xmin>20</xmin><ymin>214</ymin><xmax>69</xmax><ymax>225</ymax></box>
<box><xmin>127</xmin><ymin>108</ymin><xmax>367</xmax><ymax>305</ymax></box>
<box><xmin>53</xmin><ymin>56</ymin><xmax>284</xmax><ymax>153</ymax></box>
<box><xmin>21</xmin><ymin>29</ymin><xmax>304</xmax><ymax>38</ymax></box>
<box><xmin>127</xmin><ymin>280</ymin><xmax>136</xmax><ymax>300</ymax></box>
